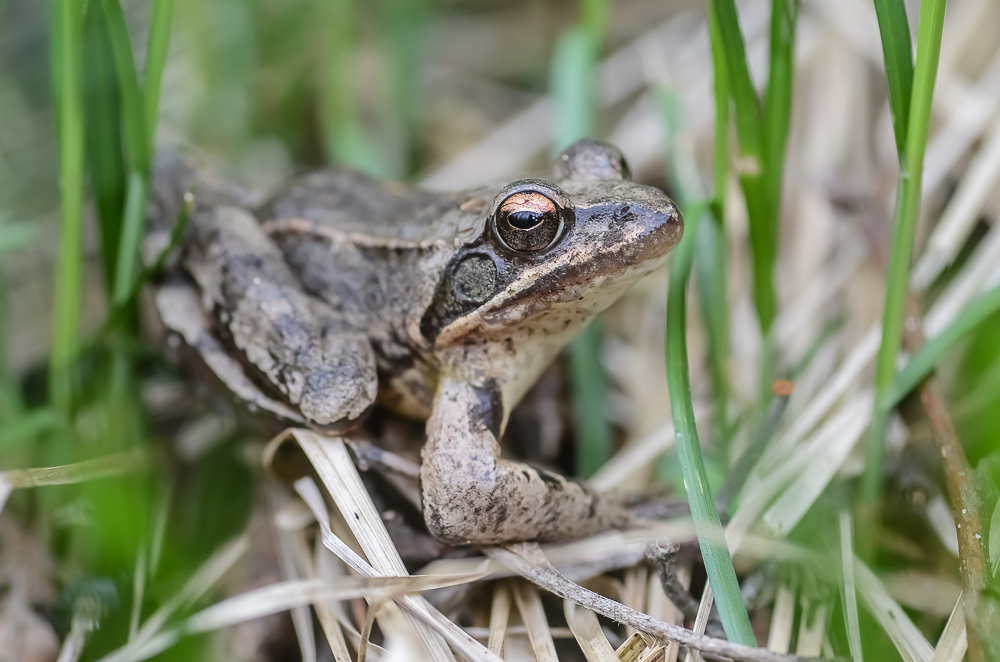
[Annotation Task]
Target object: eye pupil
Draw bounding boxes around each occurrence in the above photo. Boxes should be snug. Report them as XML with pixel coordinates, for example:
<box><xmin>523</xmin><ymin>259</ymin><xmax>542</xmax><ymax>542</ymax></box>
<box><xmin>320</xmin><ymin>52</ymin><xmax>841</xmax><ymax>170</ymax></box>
<box><xmin>508</xmin><ymin>210</ymin><xmax>544</xmax><ymax>230</ymax></box>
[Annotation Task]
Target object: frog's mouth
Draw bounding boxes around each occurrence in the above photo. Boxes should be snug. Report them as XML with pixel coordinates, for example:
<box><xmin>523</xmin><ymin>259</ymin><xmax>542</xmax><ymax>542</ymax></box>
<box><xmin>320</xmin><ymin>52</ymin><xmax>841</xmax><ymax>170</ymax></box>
<box><xmin>433</xmin><ymin>187</ymin><xmax>682</xmax><ymax>346</ymax></box>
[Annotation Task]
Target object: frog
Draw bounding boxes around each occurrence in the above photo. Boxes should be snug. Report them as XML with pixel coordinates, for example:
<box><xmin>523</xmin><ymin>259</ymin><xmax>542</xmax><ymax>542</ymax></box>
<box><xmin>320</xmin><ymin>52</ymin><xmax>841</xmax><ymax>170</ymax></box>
<box><xmin>147</xmin><ymin>138</ymin><xmax>683</xmax><ymax>546</ymax></box>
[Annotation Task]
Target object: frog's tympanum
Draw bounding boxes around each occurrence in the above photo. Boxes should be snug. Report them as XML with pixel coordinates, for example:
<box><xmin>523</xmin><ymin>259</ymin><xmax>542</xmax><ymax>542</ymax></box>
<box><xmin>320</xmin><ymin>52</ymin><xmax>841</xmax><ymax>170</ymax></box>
<box><xmin>149</xmin><ymin>139</ymin><xmax>682</xmax><ymax>545</ymax></box>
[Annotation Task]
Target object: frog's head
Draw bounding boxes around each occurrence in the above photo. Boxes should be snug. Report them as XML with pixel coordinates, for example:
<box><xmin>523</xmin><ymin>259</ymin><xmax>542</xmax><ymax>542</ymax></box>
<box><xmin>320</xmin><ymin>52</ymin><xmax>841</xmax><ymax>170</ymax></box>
<box><xmin>423</xmin><ymin>139</ymin><xmax>682</xmax><ymax>360</ymax></box>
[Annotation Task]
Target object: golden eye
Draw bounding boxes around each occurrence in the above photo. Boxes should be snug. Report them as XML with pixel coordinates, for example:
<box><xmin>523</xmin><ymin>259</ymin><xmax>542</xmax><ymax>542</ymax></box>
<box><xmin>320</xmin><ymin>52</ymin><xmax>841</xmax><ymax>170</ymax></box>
<box><xmin>493</xmin><ymin>191</ymin><xmax>563</xmax><ymax>253</ymax></box>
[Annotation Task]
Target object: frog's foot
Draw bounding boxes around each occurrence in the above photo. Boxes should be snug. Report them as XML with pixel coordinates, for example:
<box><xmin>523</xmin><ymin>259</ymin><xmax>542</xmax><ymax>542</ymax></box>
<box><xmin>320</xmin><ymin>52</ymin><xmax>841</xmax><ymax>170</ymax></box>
<box><xmin>162</xmin><ymin>200</ymin><xmax>377</xmax><ymax>429</ymax></box>
<box><xmin>420</xmin><ymin>377</ymin><xmax>636</xmax><ymax>545</ymax></box>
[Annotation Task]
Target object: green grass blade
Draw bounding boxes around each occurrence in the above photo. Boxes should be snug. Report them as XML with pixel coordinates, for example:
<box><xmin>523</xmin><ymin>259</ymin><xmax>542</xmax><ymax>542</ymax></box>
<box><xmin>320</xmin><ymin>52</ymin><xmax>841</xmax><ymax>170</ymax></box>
<box><xmin>708</xmin><ymin>1</ymin><xmax>730</xmax><ymax>216</ymax></box>
<box><xmin>552</xmin><ymin>2</ymin><xmax>610</xmax><ymax>478</ymax></box>
<box><xmin>864</xmin><ymin>0</ymin><xmax>949</xmax><ymax>504</ymax></box>
<box><xmin>580</xmin><ymin>0</ymin><xmax>609</xmax><ymax>40</ymax></box>
<box><xmin>102</xmin><ymin>192</ymin><xmax>190</xmax><ymax>334</ymax></box>
<box><xmin>697</xmin><ymin>1</ymin><xmax>734</xmax><ymax>452</ymax></box>
<box><xmin>318</xmin><ymin>0</ymin><xmax>383</xmax><ymax>176</ymax></box>
<box><xmin>99</xmin><ymin>0</ymin><xmax>148</xmax><ymax>174</ymax></box>
<box><xmin>97</xmin><ymin>0</ymin><xmax>149</xmax><ymax>308</ymax></box>
<box><xmin>379</xmin><ymin>0</ymin><xmax>427</xmax><ymax>177</ymax></box>
<box><xmin>666</xmin><ymin>204</ymin><xmax>756</xmax><ymax>646</ymax></box>
<box><xmin>762</xmin><ymin>0</ymin><xmax>799</xmax><ymax>253</ymax></box>
<box><xmin>873</xmin><ymin>0</ymin><xmax>914</xmax><ymax>161</ymax></box>
<box><xmin>709</xmin><ymin>0</ymin><xmax>776</xmax><ymax>341</ymax></box>
<box><xmin>82</xmin><ymin>2</ymin><xmax>127</xmax><ymax>290</ymax></box>
<box><xmin>570</xmin><ymin>323</ymin><xmax>613</xmax><ymax>478</ymax></box>
<box><xmin>143</xmin><ymin>0</ymin><xmax>175</xmax><ymax>149</ymax></box>
<box><xmin>49</xmin><ymin>0</ymin><xmax>87</xmax><ymax>412</ymax></box>
<box><xmin>709</xmin><ymin>0</ymin><xmax>763</xmax><ymax>154</ymax></box>
<box><xmin>551</xmin><ymin>26</ymin><xmax>598</xmax><ymax>153</ymax></box>
<box><xmin>694</xmin><ymin>217</ymin><xmax>732</xmax><ymax>452</ymax></box>
<box><xmin>112</xmin><ymin>171</ymin><xmax>148</xmax><ymax>305</ymax></box>
<box><xmin>885</xmin><ymin>284</ymin><xmax>1000</xmax><ymax>409</ymax></box>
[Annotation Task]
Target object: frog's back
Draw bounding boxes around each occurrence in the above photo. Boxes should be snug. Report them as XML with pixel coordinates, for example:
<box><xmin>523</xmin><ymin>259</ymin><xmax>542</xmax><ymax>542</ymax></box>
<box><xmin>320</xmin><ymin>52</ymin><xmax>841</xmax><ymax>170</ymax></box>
<box><xmin>256</xmin><ymin>168</ymin><xmax>498</xmax><ymax>419</ymax></box>
<box><xmin>258</xmin><ymin>168</ymin><xmax>488</xmax><ymax>244</ymax></box>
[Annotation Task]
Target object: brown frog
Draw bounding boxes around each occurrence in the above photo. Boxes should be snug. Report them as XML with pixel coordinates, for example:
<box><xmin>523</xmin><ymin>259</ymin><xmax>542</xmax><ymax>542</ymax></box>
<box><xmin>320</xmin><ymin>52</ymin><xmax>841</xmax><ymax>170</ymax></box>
<box><xmin>148</xmin><ymin>139</ymin><xmax>683</xmax><ymax>545</ymax></box>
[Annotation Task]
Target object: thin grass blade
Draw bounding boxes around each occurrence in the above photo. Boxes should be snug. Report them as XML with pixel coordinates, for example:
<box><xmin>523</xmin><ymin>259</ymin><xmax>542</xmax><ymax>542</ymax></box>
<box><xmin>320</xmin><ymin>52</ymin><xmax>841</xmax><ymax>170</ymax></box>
<box><xmin>761</xmin><ymin>0</ymin><xmax>799</xmax><ymax>284</ymax></box>
<box><xmin>873</xmin><ymin>0</ymin><xmax>915</xmax><ymax>161</ymax></box>
<box><xmin>551</xmin><ymin>3</ymin><xmax>612</xmax><ymax>478</ymax></box>
<box><xmin>864</xmin><ymin>0</ymin><xmax>950</xmax><ymax>504</ymax></box>
<box><xmin>143</xmin><ymin>0</ymin><xmax>174</xmax><ymax>148</ymax></box>
<box><xmin>81</xmin><ymin>2</ymin><xmax>126</xmax><ymax>289</ymax></box>
<box><xmin>708</xmin><ymin>0</ymin><xmax>775</xmax><ymax>348</ymax></box>
<box><xmin>97</xmin><ymin>0</ymin><xmax>147</xmax><ymax>174</ymax></box>
<box><xmin>48</xmin><ymin>0</ymin><xmax>87</xmax><ymax>412</ymax></box>
<box><xmin>694</xmin><ymin>1</ymin><xmax>733</xmax><ymax>451</ymax></box>
<box><xmin>666</xmin><ymin>202</ymin><xmax>755</xmax><ymax>646</ymax></box>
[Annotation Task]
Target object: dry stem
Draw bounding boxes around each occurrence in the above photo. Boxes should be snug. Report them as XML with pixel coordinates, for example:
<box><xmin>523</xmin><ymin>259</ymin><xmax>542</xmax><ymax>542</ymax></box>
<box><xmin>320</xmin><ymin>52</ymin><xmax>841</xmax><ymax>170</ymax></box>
<box><xmin>486</xmin><ymin>543</ymin><xmax>840</xmax><ymax>662</ymax></box>
<box><xmin>903</xmin><ymin>298</ymin><xmax>988</xmax><ymax>662</ymax></box>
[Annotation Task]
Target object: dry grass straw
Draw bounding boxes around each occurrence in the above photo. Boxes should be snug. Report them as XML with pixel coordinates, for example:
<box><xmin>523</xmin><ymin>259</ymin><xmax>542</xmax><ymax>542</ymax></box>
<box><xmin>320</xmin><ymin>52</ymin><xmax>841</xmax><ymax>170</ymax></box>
<box><xmin>511</xmin><ymin>579</ymin><xmax>559</xmax><ymax>662</ymax></box>
<box><xmin>487</xmin><ymin>582</ymin><xmax>512</xmax><ymax>656</ymax></box>
<box><xmin>0</xmin><ymin>449</ymin><xmax>148</xmax><ymax>513</ymax></box>
<box><xmin>265</xmin><ymin>428</ymin><xmax>497</xmax><ymax>662</ymax></box>
<box><xmin>564</xmin><ymin>600</ymin><xmax>617</xmax><ymax>662</ymax></box>
<box><xmin>767</xmin><ymin>583</ymin><xmax>795</xmax><ymax>654</ymax></box>
<box><xmin>931</xmin><ymin>596</ymin><xmax>969</xmax><ymax>662</ymax></box>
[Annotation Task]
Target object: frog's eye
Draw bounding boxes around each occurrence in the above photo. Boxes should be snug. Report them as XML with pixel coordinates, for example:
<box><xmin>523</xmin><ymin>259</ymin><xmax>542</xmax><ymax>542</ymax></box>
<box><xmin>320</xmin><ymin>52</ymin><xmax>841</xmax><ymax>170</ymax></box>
<box><xmin>493</xmin><ymin>191</ymin><xmax>564</xmax><ymax>253</ymax></box>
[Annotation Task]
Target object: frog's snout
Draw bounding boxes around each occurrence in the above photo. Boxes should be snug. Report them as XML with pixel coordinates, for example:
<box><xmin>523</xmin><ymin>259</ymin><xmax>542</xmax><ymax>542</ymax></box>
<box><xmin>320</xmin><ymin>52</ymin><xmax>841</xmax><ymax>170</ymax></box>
<box><xmin>621</xmin><ymin>190</ymin><xmax>684</xmax><ymax>268</ymax></box>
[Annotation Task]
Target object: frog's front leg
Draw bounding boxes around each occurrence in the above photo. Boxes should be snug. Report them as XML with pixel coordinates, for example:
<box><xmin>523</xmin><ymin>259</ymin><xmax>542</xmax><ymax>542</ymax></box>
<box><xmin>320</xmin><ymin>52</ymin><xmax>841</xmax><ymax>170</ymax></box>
<box><xmin>420</xmin><ymin>376</ymin><xmax>634</xmax><ymax>545</ymax></box>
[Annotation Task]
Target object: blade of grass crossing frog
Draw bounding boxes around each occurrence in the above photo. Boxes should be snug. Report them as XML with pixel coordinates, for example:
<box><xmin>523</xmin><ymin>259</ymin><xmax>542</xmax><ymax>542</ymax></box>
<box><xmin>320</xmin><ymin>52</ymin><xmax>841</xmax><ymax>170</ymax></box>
<box><xmin>570</xmin><ymin>323</ymin><xmax>613</xmax><ymax>478</ymax></box>
<box><xmin>666</xmin><ymin>200</ymin><xmax>755</xmax><ymax>646</ymax></box>
<box><xmin>551</xmin><ymin>1</ymin><xmax>612</xmax><ymax>478</ymax></box>
<box><xmin>872</xmin><ymin>0</ymin><xmax>915</xmax><ymax>161</ymax></box>
<box><xmin>49</xmin><ymin>0</ymin><xmax>87</xmax><ymax>412</ymax></box>
<box><xmin>886</xmin><ymin>283</ymin><xmax>1000</xmax><ymax>409</ymax></box>
<box><xmin>864</xmin><ymin>0</ymin><xmax>950</xmax><ymax>507</ymax></box>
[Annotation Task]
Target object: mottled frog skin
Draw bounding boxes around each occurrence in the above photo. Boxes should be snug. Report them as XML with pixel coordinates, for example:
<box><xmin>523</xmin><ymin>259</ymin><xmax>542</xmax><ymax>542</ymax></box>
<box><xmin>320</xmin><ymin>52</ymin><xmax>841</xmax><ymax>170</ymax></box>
<box><xmin>148</xmin><ymin>139</ymin><xmax>682</xmax><ymax>545</ymax></box>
